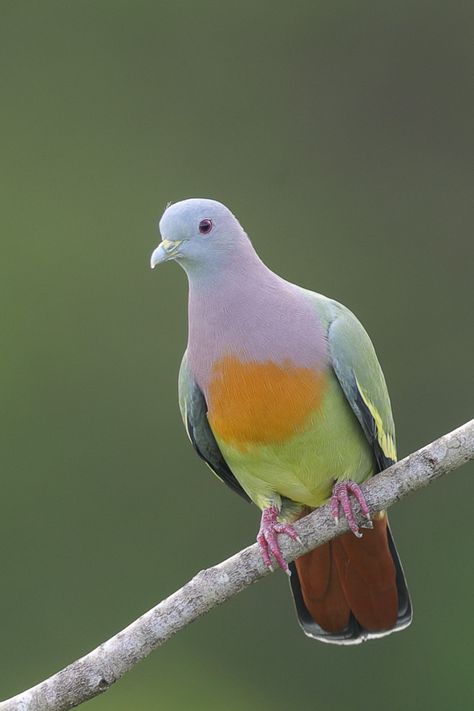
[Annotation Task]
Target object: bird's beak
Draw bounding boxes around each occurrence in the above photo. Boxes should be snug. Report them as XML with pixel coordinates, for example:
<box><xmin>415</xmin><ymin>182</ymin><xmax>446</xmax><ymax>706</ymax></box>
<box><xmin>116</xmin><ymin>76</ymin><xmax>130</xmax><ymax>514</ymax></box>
<box><xmin>150</xmin><ymin>239</ymin><xmax>182</xmax><ymax>268</ymax></box>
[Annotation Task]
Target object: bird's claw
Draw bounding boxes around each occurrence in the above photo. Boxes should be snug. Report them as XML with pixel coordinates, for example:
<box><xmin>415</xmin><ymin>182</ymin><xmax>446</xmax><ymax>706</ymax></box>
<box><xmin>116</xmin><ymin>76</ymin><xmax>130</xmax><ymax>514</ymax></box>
<box><xmin>330</xmin><ymin>481</ymin><xmax>371</xmax><ymax>537</ymax></box>
<box><xmin>257</xmin><ymin>505</ymin><xmax>300</xmax><ymax>575</ymax></box>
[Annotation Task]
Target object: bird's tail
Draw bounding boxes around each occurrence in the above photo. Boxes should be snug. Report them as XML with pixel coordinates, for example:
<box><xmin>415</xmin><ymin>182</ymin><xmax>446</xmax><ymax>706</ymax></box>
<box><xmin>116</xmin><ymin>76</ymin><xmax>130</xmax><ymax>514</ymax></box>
<box><xmin>289</xmin><ymin>512</ymin><xmax>412</xmax><ymax>644</ymax></box>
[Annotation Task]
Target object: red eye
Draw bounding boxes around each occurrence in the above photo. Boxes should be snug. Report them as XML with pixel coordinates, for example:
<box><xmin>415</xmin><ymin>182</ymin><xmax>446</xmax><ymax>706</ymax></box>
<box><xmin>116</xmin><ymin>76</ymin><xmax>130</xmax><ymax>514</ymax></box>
<box><xmin>199</xmin><ymin>218</ymin><xmax>213</xmax><ymax>234</ymax></box>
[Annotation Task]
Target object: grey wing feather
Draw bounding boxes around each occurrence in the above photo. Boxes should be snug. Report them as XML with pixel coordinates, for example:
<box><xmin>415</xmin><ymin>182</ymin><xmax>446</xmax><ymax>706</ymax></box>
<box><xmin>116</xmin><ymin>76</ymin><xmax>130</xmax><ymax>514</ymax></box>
<box><xmin>178</xmin><ymin>353</ymin><xmax>251</xmax><ymax>502</ymax></box>
<box><xmin>326</xmin><ymin>300</ymin><xmax>397</xmax><ymax>471</ymax></box>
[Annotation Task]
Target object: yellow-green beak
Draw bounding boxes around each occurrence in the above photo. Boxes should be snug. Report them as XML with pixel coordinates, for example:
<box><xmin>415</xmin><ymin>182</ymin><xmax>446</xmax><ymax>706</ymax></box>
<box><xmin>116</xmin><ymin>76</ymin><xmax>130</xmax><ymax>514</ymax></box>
<box><xmin>150</xmin><ymin>239</ymin><xmax>182</xmax><ymax>268</ymax></box>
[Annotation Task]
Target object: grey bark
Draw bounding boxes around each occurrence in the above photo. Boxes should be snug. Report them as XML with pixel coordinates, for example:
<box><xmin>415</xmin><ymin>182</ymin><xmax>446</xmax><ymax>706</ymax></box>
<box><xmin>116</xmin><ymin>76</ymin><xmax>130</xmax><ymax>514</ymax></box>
<box><xmin>1</xmin><ymin>419</ymin><xmax>473</xmax><ymax>711</ymax></box>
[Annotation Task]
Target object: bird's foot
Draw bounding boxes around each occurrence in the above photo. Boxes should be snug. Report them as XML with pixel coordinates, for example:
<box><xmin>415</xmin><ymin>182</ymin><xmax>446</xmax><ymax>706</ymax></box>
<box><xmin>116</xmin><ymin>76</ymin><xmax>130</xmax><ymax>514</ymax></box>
<box><xmin>257</xmin><ymin>505</ymin><xmax>301</xmax><ymax>575</ymax></box>
<box><xmin>330</xmin><ymin>481</ymin><xmax>372</xmax><ymax>538</ymax></box>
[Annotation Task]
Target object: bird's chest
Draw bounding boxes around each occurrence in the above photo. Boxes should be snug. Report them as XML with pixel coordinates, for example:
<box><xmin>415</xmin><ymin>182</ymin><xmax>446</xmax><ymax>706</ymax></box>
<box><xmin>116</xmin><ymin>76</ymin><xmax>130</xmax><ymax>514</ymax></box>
<box><xmin>187</xmin><ymin>286</ymin><xmax>329</xmax><ymax>449</ymax></box>
<box><xmin>205</xmin><ymin>355</ymin><xmax>328</xmax><ymax>449</ymax></box>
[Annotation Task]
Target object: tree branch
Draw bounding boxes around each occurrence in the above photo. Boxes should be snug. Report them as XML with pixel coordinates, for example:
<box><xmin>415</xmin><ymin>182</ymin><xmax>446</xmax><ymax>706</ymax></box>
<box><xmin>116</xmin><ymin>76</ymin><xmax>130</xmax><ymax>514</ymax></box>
<box><xmin>2</xmin><ymin>419</ymin><xmax>473</xmax><ymax>711</ymax></box>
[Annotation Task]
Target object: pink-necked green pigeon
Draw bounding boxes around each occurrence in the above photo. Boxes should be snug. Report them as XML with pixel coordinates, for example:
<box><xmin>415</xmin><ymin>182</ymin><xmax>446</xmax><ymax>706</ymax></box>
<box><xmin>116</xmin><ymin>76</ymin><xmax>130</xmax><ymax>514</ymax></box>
<box><xmin>150</xmin><ymin>198</ymin><xmax>412</xmax><ymax>644</ymax></box>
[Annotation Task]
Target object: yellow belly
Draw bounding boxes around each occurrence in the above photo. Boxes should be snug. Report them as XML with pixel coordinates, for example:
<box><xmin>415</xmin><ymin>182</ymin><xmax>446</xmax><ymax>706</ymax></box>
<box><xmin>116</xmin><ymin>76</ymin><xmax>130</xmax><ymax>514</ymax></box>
<box><xmin>208</xmin><ymin>363</ymin><xmax>375</xmax><ymax>513</ymax></box>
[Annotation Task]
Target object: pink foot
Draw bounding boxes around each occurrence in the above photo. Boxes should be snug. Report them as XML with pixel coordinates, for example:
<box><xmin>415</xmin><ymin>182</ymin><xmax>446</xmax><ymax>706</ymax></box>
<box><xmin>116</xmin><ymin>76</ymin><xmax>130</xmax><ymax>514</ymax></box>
<box><xmin>330</xmin><ymin>481</ymin><xmax>372</xmax><ymax>538</ymax></box>
<box><xmin>257</xmin><ymin>505</ymin><xmax>301</xmax><ymax>575</ymax></box>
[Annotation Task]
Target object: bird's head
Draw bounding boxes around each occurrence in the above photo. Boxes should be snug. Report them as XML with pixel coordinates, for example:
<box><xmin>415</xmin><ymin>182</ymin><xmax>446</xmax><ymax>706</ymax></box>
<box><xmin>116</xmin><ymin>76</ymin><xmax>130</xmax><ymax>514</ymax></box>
<box><xmin>150</xmin><ymin>198</ymin><xmax>248</xmax><ymax>273</ymax></box>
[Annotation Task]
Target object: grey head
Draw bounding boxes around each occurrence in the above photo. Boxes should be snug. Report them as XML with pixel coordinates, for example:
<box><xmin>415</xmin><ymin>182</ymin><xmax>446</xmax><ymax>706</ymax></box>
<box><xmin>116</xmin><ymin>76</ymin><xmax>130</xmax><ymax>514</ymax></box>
<box><xmin>150</xmin><ymin>198</ymin><xmax>252</xmax><ymax>274</ymax></box>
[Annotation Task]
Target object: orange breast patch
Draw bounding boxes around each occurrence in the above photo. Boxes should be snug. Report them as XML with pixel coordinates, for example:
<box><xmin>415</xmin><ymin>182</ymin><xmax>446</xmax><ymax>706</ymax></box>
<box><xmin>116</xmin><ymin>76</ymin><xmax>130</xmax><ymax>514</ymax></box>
<box><xmin>207</xmin><ymin>355</ymin><xmax>327</xmax><ymax>447</ymax></box>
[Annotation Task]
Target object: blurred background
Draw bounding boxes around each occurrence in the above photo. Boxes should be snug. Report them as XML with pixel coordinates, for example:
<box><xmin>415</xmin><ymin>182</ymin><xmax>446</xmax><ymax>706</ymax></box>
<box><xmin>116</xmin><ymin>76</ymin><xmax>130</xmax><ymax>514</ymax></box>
<box><xmin>1</xmin><ymin>1</ymin><xmax>473</xmax><ymax>709</ymax></box>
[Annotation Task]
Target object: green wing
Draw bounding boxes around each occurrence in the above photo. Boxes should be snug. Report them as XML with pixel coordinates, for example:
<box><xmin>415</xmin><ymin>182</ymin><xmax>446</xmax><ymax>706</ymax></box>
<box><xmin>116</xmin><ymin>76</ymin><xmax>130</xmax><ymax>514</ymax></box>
<box><xmin>178</xmin><ymin>352</ymin><xmax>251</xmax><ymax>502</ymax></box>
<box><xmin>325</xmin><ymin>299</ymin><xmax>397</xmax><ymax>471</ymax></box>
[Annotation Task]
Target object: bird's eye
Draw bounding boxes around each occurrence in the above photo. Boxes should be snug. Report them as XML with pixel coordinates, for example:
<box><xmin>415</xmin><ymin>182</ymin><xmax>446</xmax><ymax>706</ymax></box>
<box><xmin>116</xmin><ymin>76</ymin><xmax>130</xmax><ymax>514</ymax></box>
<box><xmin>198</xmin><ymin>219</ymin><xmax>213</xmax><ymax>235</ymax></box>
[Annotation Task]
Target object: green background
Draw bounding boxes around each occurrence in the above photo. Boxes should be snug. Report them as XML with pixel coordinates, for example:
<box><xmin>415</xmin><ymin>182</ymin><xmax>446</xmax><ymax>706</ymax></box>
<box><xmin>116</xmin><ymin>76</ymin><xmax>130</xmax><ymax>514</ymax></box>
<box><xmin>1</xmin><ymin>2</ymin><xmax>473</xmax><ymax>709</ymax></box>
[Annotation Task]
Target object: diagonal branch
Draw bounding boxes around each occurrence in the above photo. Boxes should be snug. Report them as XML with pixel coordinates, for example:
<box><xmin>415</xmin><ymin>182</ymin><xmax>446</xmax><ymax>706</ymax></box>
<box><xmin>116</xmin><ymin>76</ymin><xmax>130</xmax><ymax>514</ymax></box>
<box><xmin>2</xmin><ymin>419</ymin><xmax>473</xmax><ymax>711</ymax></box>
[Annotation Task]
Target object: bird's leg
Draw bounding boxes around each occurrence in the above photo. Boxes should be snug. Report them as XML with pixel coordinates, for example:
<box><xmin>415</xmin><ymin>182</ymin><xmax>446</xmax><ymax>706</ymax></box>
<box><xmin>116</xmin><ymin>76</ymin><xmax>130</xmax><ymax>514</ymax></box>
<box><xmin>330</xmin><ymin>481</ymin><xmax>373</xmax><ymax>538</ymax></box>
<box><xmin>257</xmin><ymin>505</ymin><xmax>301</xmax><ymax>575</ymax></box>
